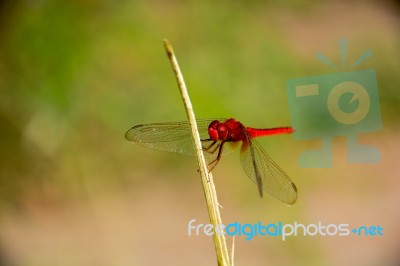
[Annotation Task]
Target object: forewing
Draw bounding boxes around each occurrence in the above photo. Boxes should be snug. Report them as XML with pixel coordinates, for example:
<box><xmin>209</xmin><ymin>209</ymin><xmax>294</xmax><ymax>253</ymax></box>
<box><xmin>126</xmin><ymin>121</ymin><xmax>196</xmax><ymax>155</ymax></box>
<box><xmin>125</xmin><ymin>119</ymin><xmax>237</xmax><ymax>157</ymax></box>
<box><xmin>240</xmin><ymin>137</ymin><xmax>297</xmax><ymax>204</ymax></box>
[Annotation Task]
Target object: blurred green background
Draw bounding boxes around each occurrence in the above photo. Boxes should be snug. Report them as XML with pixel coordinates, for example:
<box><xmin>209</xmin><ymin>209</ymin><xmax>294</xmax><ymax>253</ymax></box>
<box><xmin>0</xmin><ymin>1</ymin><xmax>399</xmax><ymax>265</ymax></box>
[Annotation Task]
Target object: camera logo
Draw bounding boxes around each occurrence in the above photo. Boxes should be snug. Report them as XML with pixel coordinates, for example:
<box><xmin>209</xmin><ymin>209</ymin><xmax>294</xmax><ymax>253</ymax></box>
<box><xmin>287</xmin><ymin>40</ymin><xmax>382</xmax><ymax>167</ymax></box>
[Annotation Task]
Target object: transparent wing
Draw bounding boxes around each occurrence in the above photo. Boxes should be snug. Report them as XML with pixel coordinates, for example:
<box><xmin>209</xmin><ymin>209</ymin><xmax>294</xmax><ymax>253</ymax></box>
<box><xmin>240</xmin><ymin>136</ymin><xmax>297</xmax><ymax>204</ymax></box>
<box><xmin>125</xmin><ymin>118</ymin><xmax>237</xmax><ymax>157</ymax></box>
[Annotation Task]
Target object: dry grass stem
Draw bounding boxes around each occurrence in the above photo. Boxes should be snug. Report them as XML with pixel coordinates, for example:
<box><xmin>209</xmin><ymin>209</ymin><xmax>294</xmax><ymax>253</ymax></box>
<box><xmin>163</xmin><ymin>39</ymin><xmax>231</xmax><ymax>266</ymax></box>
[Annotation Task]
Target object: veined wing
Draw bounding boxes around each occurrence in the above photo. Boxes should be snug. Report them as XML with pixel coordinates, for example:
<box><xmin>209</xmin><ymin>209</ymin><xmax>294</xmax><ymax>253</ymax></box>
<box><xmin>240</xmin><ymin>135</ymin><xmax>297</xmax><ymax>204</ymax></box>
<box><xmin>125</xmin><ymin>118</ymin><xmax>237</xmax><ymax>157</ymax></box>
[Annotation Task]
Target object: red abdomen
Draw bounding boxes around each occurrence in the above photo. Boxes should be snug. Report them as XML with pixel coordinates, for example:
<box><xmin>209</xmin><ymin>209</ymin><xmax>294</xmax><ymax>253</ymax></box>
<box><xmin>246</xmin><ymin>127</ymin><xmax>294</xmax><ymax>138</ymax></box>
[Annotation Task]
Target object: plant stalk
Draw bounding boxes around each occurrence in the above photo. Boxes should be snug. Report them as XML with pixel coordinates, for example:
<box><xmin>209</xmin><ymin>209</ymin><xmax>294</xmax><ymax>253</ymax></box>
<box><xmin>163</xmin><ymin>39</ymin><xmax>231</xmax><ymax>266</ymax></box>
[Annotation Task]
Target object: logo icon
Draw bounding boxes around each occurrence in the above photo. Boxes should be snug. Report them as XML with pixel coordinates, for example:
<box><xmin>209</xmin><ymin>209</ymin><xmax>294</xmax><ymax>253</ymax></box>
<box><xmin>287</xmin><ymin>40</ymin><xmax>382</xmax><ymax>167</ymax></box>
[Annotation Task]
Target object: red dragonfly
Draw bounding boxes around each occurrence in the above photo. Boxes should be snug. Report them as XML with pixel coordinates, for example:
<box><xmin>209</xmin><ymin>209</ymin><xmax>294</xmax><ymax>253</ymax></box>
<box><xmin>125</xmin><ymin>118</ymin><xmax>297</xmax><ymax>204</ymax></box>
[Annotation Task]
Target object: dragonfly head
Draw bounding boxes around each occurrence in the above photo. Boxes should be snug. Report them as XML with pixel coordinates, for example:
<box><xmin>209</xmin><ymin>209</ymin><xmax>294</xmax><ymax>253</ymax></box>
<box><xmin>208</xmin><ymin>120</ymin><xmax>228</xmax><ymax>141</ymax></box>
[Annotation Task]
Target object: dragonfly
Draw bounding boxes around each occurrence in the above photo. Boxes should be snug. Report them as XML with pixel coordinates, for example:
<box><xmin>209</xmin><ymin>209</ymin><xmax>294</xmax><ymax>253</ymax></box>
<box><xmin>125</xmin><ymin>118</ymin><xmax>297</xmax><ymax>204</ymax></box>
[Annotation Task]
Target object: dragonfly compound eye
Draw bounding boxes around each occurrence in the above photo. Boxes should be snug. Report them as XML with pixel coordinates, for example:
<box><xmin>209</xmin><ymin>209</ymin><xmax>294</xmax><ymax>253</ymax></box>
<box><xmin>208</xmin><ymin>120</ymin><xmax>221</xmax><ymax>141</ymax></box>
<box><xmin>208</xmin><ymin>127</ymin><xmax>219</xmax><ymax>141</ymax></box>
<box><xmin>216</xmin><ymin>124</ymin><xmax>228</xmax><ymax>140</ymax></box>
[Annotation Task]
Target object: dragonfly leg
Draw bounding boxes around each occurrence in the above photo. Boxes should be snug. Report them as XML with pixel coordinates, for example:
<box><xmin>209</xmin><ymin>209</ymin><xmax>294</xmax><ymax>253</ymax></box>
<box><xmin>202</xmin><ymin>141</ymin><xmax>220</xmax><ymax>154</ymax></box>
<box><xmin>207</xmin><ymin>141</ymin><xmax>225</xmax><ymax>172</ymax></box>
<box><xmin>209</xmin><ymin>142</ymin><xmax>221</xmax><ymax>154</ymax></box>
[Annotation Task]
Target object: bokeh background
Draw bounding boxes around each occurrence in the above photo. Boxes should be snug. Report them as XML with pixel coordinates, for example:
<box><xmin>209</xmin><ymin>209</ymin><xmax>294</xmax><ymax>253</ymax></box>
<box><xmin>0</xmin><ymin>1</ymin><xmax>399</xmax><ymax>265</ymax></box>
